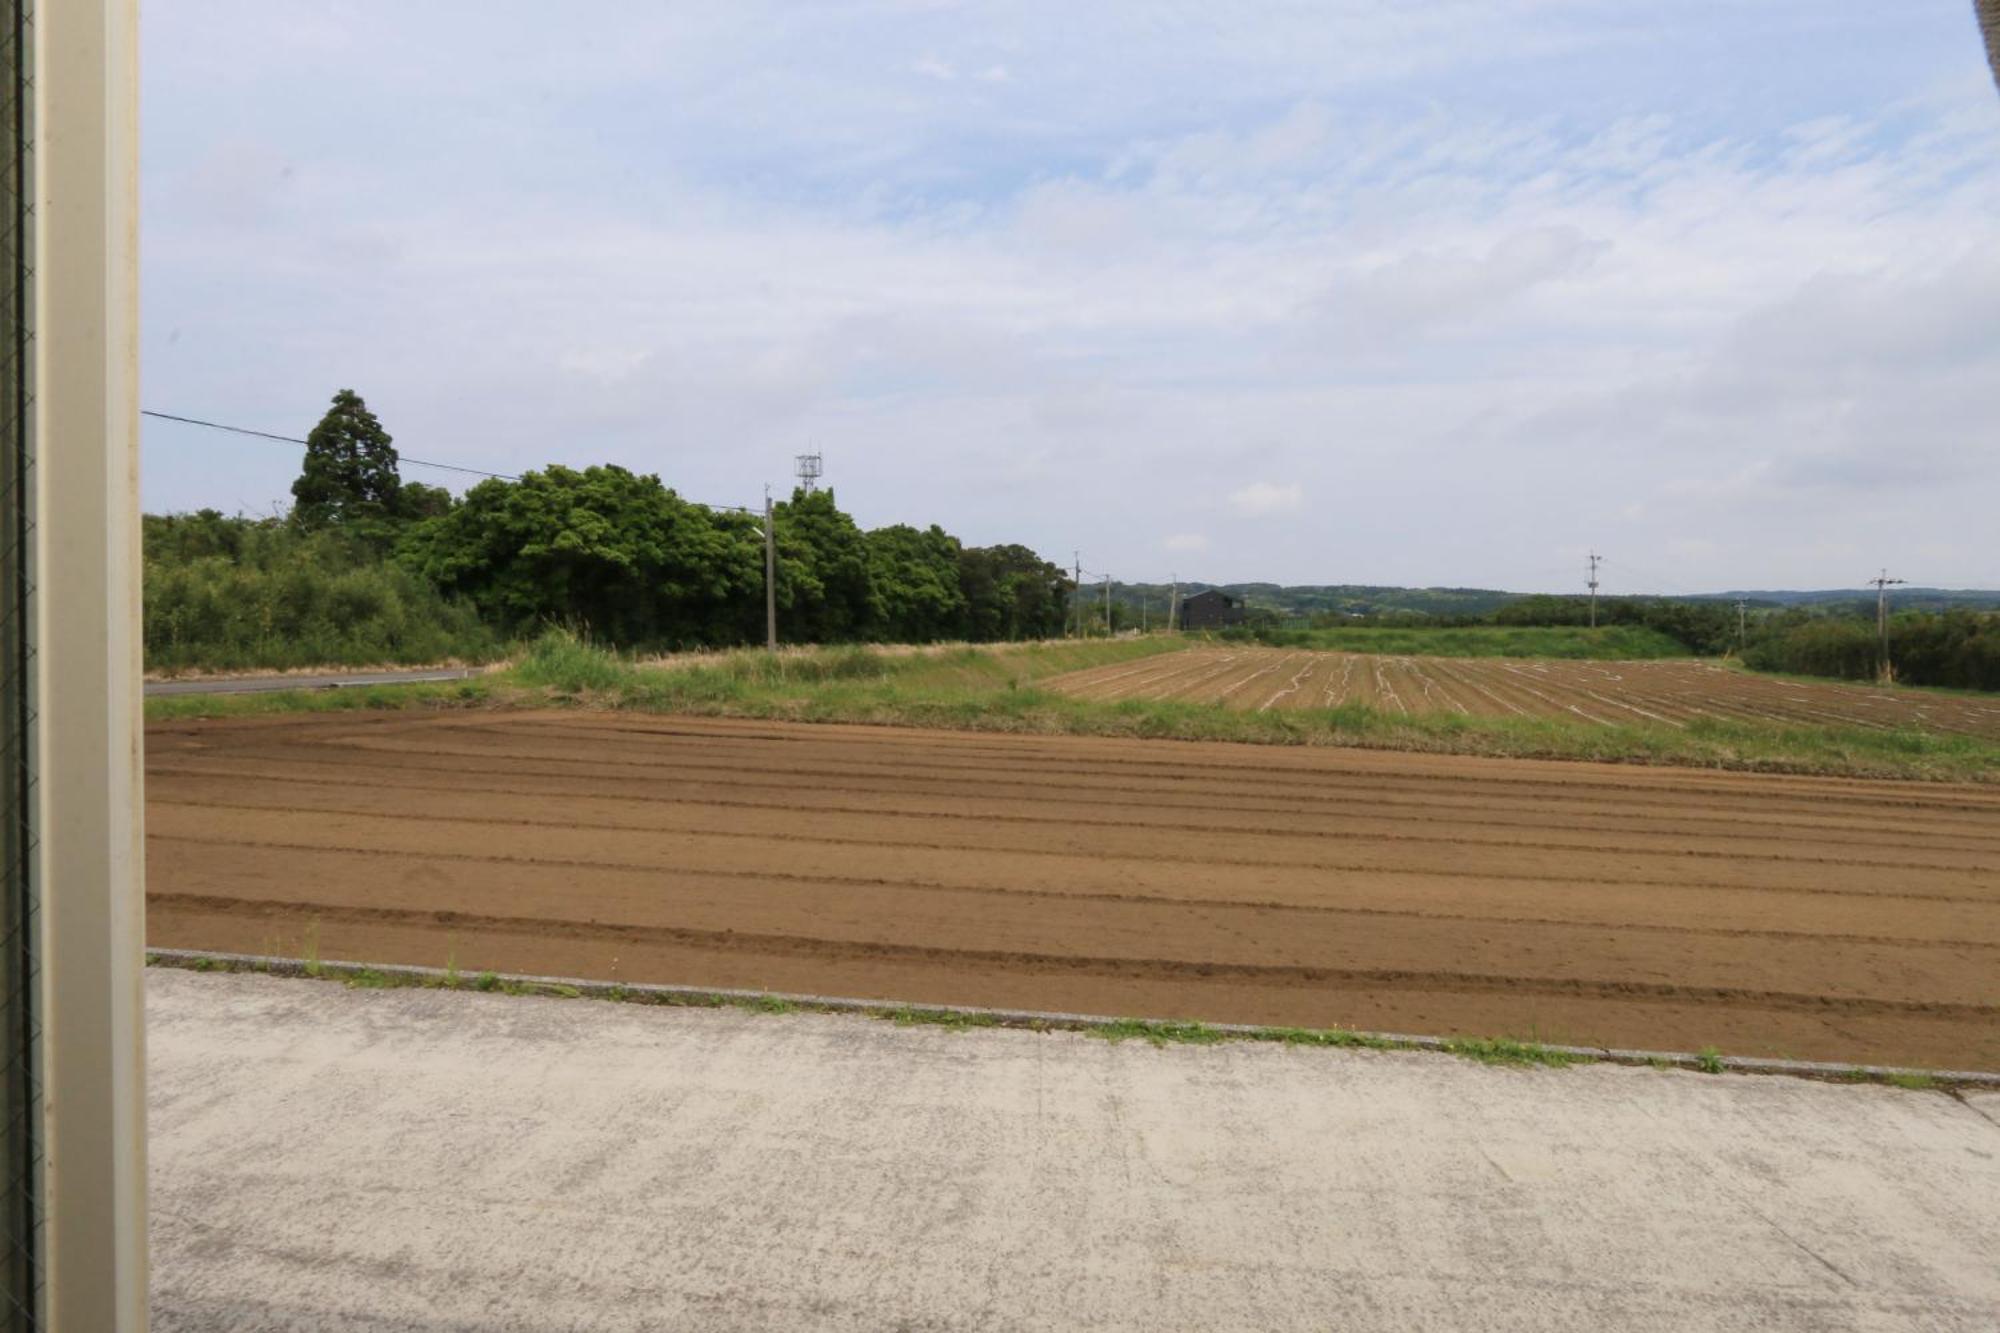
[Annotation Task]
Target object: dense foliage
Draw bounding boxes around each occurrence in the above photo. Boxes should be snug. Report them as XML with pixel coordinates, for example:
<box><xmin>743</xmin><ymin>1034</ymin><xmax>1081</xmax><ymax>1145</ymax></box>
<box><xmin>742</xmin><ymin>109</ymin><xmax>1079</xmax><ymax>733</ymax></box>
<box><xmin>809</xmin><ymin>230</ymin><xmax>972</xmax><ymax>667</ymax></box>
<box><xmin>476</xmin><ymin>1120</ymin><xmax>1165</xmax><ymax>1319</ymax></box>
<box><xmin>146</xmin><ymin>392</ymin><xmax>1075</xmax><ymax>667</ymax></box>
<box><xmin>290</xmin><ymin>390</ymin><xmax>408</xmax><ymax>536</ymax></box>
<box><xmin>397</xmin><ymin>465</ymin><xmax>767</xmax><ymax>647</ymax></box>
<box><xmin>393</xmin><ymin>467</ymin><xmax>1070</xmax><ymax>649</ymax></box>
<box><xmin>1743</xmin><ymin>610</ymin><xmax>2000</xmax><ymax>691</ymax></box>
<box><xmin>144</xmin><ymin>510</ymin><xmax>497</xmax><ymax>671</ymax></box>
<box><xmin>1490</xmin><ymin>595</ymin><xmax>1739</xmax><ymax>655</ymax></box>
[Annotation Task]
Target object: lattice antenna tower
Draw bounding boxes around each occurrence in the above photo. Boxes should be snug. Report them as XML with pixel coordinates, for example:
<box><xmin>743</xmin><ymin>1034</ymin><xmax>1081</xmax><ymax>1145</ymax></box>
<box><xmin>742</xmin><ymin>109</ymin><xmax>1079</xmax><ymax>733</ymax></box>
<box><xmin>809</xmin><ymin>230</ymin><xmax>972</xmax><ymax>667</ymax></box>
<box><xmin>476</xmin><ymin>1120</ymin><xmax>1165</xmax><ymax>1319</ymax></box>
<box><xmin>794</xmin><ymin>451</ymin><xmax>823</xmax><ymax>495</ymax></box>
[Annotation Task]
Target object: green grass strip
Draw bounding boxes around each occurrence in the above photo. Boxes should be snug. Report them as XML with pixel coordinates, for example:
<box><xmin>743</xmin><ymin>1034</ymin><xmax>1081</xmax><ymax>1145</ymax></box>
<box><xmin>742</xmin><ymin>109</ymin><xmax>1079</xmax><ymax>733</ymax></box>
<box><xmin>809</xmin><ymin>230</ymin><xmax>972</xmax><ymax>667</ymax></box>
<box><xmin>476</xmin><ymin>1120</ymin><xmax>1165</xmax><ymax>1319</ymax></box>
<box><xmin>145</xmin><ymin>631</ymin><xmax>2000</xmax><ymax>783</ymax></box>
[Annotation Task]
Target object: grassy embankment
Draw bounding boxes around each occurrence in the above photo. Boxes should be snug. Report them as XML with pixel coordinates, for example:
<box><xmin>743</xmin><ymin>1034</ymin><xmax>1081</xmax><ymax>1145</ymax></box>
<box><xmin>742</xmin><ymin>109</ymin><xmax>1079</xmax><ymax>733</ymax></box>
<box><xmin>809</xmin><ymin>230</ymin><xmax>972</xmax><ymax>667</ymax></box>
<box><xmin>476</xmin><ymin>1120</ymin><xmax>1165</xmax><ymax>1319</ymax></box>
<box><xmin>146</xmin><ymin>632</ymin><xmax>2000</xmax><ymax>783</ymax></box>
<box><xmin>1230</xmin><ymin>624</ymin><xmax>1691</xmax><ymax>658</ymax></box>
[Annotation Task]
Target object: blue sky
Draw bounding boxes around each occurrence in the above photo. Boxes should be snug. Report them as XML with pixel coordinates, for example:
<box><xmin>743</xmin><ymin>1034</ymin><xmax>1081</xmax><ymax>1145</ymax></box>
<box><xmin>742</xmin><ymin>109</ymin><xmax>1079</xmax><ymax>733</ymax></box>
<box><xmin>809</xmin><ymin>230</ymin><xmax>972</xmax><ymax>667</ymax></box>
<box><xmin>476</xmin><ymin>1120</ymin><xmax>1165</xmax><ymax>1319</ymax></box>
<box><xmin>143</xmin><ymin>2</ymin><xmax>2000</xmax><ymax>593</ymax></box>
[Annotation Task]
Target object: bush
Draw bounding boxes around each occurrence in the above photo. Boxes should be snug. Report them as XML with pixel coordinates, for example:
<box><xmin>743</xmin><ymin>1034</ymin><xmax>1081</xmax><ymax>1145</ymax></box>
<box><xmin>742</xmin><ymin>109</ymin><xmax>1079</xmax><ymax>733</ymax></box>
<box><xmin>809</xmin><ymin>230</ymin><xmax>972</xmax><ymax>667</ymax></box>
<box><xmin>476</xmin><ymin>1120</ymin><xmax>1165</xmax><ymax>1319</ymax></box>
<box><xmin>1745</xmin><ymin>610</ymin><xmax>2000</xmax><ymax>690</ymax></box>
<box><xmin>144</xmin><ymin>513</ymin><xmax>498</xmax><ymax>672</ymax></box>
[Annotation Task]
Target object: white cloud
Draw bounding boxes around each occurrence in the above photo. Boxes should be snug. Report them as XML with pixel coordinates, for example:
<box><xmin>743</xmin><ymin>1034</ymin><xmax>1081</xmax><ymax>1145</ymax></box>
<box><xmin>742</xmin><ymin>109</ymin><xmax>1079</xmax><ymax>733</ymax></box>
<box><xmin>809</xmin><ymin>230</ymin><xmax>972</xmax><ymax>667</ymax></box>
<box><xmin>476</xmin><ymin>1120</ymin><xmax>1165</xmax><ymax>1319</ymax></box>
<box><xmin>1164</xmin><ymin>533</ymin><xmax>1210</xmax><ymax>552</ymax></box>
<box><xmin>139</xmin><ymin>2</ymin><xmax>2000</xmax><ymax>589</ymax></box>
<box><xmin>1228</xmin><ymin>482</ymin><xmax>1304</xmax><ymax>517</ymax></box>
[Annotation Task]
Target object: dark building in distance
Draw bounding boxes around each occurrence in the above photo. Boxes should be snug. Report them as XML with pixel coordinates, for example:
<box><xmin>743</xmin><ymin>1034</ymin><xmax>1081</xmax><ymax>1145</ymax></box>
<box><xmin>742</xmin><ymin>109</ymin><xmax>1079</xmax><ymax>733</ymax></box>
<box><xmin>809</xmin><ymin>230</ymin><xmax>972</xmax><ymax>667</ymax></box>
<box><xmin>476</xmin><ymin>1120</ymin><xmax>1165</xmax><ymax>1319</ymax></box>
<box><xmin>1178</xmin><ymin>589</ymin><xmax>1246</xmax><ymax>631</ymax></box>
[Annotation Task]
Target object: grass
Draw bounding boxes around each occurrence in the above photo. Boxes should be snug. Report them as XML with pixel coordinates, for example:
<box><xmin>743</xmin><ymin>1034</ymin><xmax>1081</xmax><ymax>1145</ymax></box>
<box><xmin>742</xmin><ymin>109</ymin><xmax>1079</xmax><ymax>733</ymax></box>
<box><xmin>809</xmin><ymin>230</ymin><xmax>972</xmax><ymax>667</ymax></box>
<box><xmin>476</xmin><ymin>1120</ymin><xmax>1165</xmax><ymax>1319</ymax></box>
<box><xmin>1438</xmin><ymin>1036</ymin><xmax>1587</xmax><ymax>1068</ymax></box>
<box><xmin>142</xmin><ymin>630</ymin><xmax>2000</xmax><ymax>782</ymax></box>
<box><xmin>1232</xmin><ymin>624</ymin><xmax>1692</xmax><ymax>659</ymax></box>
<box><xmin>1086</xmin><ymin>1018</ymin><xmax>1228</xmax><ymax>1046</ymax></box>
<box><xmin>146</xmin><ymin>675</ymin><xmax>494</xmax><ymax>722</ymax></box>
<box><xmin>1696</xmin><ymin>1046</ymin><xmax>1726</xmax><ymax>1074</ymax></box>
<box><xmin>890</xmin><ymin>1005</ymin><xmax>999</xmax><ymax>1031</ymax></box>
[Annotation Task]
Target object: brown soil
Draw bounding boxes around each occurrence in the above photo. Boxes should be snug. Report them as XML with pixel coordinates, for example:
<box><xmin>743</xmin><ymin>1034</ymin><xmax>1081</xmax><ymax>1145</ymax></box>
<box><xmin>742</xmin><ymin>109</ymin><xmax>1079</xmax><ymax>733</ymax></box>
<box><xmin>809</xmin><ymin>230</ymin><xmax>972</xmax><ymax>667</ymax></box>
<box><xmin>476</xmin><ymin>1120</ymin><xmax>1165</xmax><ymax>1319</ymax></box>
<box><xmin>146</xmin><ymin>711</ymin><xmax>2000</xmax><ymax>1069</ymax></box>
<box><xmin>1049</xmin><ymin>648</ymin><xmax>2000</xmax><ymax>739</ymax></box>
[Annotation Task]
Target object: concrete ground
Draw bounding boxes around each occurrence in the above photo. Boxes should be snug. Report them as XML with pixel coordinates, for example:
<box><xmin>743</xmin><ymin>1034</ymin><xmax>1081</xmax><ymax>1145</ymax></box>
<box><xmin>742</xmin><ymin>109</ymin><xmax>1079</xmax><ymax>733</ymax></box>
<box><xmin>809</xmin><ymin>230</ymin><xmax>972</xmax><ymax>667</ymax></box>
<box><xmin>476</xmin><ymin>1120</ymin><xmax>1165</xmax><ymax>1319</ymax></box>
<box><xmin>149</xmin><ymin>971</ymin><xmax>2000</xmax><ymax>1332</ymax></box>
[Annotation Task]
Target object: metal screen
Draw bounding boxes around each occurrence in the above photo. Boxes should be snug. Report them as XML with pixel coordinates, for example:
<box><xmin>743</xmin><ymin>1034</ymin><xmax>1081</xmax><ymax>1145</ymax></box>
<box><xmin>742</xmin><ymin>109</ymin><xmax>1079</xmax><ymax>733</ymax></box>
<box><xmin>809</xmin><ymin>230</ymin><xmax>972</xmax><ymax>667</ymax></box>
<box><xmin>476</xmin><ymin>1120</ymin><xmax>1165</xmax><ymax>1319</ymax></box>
<box><xmin>0</xmin><ymin>0</ymin><xmax>37</xmax><ymax>1324</ymax></box>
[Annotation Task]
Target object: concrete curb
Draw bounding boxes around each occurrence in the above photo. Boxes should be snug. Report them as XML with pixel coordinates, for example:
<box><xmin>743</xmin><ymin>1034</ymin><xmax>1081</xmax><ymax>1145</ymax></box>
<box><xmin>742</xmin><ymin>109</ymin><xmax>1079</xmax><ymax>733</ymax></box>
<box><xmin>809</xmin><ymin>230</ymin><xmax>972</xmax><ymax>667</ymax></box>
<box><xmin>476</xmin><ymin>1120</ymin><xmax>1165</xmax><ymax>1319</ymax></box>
<box><xmin>146</xmin><ymin>947</ymin><xmax>2000</xmax><ymax>1090</ymax></box>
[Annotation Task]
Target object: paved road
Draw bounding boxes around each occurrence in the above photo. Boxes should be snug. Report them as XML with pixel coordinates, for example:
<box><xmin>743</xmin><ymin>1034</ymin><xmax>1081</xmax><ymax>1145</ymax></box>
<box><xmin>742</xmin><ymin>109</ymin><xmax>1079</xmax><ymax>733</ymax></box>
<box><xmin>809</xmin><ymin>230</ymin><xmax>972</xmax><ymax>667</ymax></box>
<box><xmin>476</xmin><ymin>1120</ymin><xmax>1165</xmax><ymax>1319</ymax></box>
<box><xmin>149</xmin><ymin>969</ymin><xmax>2000</xmax><ymax>1332</ymax></box>
<box><xmin>144</xmin><ymin>666</ymin><xmax>482</xmax><ymax>697</ymax></box>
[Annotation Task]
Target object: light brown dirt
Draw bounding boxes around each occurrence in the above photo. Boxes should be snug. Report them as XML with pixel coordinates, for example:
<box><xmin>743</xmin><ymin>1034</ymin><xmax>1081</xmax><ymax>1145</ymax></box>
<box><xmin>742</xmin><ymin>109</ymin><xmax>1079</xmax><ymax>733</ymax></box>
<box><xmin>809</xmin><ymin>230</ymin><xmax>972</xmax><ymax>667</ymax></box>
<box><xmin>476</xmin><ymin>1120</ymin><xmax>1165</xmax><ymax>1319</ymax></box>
<box><xmin>145</xmin><ymin>711</ymin><xmax>2000</xmax><ymax>1069</ymax></box>
<box><xmin>1050</xmin><ymin>648</ymin><xmax>2000</xmax><ymax>738</ymax></box>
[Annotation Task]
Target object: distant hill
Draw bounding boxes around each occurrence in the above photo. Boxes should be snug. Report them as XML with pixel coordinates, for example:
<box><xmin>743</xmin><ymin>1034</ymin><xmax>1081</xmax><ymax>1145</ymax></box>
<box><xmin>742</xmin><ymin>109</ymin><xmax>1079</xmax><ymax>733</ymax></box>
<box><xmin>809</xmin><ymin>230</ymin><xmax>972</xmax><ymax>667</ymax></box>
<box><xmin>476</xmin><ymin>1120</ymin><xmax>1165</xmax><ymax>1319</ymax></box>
<box><xmin>1096</xmin><ymin>582</ymin><xmax>2000</xmax><ymax>620</ymax></box>
<box><xmin>1689</xmin><ymin>589</ymin><xmax>2000</xmax><ymax>612</ymax></box>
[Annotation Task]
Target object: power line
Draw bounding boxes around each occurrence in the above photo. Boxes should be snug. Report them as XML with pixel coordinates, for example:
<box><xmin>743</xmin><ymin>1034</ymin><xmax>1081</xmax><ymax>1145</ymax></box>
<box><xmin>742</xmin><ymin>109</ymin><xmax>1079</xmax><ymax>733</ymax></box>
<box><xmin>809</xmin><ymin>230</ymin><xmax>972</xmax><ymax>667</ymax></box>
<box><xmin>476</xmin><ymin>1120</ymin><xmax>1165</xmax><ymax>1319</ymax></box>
<box><xmin>142</xmin><ymin>408</ymin><xmax>761</xmax><ymax>513</ymax></box>
<box><xmin>143</xmin><ymin>409</ymin><xmax>520</xmax><ymax>481</ymax></box>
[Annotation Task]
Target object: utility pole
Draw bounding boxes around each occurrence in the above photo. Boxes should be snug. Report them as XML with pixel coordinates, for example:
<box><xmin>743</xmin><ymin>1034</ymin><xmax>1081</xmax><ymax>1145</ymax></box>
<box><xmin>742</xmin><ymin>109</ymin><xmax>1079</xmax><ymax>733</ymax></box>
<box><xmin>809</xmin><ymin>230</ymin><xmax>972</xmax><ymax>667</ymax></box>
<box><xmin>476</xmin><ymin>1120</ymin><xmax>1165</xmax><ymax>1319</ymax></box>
<box><xmin>1587</xmin><ymin>551</ymin><xmax>1603</xmax><ymax>628</ymax></box>
<box><xmin>1869</xmin><ymin>569</ymin><xmax>1906</xmax><ymax>681</ymax></box>
<box><xmin>1072</xmin><ymin>552</ymin><xmax>1082</xmax><ymax>638</ymax></box>
<box><xmin>1734</xmin><ymin>598</ymin><xmax>1748</xmax><ymax>653</ymax></box>
<box><xmin>763</xmin><ymin>487</ymin><xmax>778</xmax><ymax>651</ymax></box>
<box><xmin>1168</xmin><ymin>573</ymin><xmax>1178</xmax><ymax>633</ymax></box>
<box><xmin>1103</xmin><ymin>574</ymin><xmax>1112</xmax><ymax>636</ymax></box>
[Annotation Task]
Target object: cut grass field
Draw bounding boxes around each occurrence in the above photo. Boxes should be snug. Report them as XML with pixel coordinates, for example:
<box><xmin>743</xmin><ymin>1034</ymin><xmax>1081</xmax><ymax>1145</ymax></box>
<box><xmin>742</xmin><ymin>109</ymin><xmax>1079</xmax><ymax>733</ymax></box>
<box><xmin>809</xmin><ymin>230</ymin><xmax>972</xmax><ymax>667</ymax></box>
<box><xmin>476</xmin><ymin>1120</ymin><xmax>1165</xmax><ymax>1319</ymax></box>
<box><xmin>1232</xmin><ymin>624</ymin><xmax>1692</xmax><ymax>658</ymax></box>
<box><xmin>144</xmin><ymin>633</ymin><xmax>2000</xmax><ymax>783</ymax></box>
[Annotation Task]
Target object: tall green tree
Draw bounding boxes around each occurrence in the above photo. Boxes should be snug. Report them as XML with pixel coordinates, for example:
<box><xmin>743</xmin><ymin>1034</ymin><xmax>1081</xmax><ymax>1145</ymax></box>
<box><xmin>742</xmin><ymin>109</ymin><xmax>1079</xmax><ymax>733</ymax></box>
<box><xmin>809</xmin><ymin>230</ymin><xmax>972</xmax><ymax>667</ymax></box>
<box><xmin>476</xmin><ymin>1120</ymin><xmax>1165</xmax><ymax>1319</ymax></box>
<box><xmin>956</xmin><ymin>544</ymin><xmax>1071</xmax><ymax>641</ymax></box>
<box><xmin>292</xmin><ymin>389</ymin><xmax>402</xmax><ymax>533</ymax></box>
<box><xmin>397</xmin><ymin>464</ymin><xmax>762</xmax><ymax>646</ymax></box>
<box><xmin>865</xmin><ymin>524</ymin><xmax>966</xmax><ymax>642</ymax></box>
<box><xmin>773</xmin><ymin>488</ymin><xmax>877</xmax><ymax>643</ymax></box>
<box><xmin>396</xmin><ymin>480</ymin><xmax>456</xmax><ymax>522</ymax></box>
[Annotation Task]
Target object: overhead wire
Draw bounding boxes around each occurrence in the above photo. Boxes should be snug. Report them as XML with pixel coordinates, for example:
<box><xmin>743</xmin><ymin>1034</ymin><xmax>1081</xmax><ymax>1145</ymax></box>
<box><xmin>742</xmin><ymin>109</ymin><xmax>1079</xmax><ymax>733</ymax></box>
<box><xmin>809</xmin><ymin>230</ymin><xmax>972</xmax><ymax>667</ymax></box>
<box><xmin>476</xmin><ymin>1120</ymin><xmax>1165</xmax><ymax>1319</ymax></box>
<box><xmin>142</xmin><ymin>408</ymin><xmax>759</xmax><ymax>512</ymax></box>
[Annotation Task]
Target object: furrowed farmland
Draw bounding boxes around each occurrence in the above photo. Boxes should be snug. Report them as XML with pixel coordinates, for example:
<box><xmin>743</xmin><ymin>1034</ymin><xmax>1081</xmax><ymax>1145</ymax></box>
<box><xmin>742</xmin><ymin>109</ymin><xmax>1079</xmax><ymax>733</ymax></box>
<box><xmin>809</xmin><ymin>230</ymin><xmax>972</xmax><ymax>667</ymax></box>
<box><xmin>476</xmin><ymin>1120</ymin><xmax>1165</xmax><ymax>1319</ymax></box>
<box><xmin>1047</xmin><ymin>646</ymin><xmax>2000</xmax><ymax>739</ymax></box>
<box><xmin>146</xmin><ymin>711</ymin><xmax>2000</xmax><ymax>1070</ymax></box>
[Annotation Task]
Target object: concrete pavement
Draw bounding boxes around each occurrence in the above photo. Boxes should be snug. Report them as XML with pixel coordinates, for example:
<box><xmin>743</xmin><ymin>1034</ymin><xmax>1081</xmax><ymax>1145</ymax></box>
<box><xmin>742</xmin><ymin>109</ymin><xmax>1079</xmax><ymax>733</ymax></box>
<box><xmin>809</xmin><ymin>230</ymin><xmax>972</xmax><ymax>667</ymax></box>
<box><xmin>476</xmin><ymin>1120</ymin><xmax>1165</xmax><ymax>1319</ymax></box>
<box><xmin>149</xmin><ymin>969</ymin><xmax>2000</xmax><ymax>1331</ymax></box>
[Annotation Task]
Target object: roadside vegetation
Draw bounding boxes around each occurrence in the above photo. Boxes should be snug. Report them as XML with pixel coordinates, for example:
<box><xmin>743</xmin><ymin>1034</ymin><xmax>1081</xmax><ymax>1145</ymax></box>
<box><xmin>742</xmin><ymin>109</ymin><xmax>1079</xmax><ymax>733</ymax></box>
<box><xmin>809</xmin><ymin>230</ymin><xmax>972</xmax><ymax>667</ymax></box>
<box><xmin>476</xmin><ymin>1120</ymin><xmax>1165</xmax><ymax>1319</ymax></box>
<box><xmin>149</xmin><ymin>630</ymin><xmax>2000</xmax><ymax>783</ymax></box>
<box><xmin>145</xmin><ymin>512</ymin><xmax>500</xmax><ymax>672</ymax></box>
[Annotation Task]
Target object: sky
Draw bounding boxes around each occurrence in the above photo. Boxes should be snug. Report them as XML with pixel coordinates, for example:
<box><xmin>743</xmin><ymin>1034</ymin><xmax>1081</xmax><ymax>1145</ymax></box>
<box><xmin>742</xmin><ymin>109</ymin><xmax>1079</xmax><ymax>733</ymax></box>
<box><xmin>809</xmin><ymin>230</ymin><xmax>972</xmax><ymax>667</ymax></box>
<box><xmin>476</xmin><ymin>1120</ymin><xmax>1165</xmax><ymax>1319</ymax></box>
<box><xmin>143</xmin><ymin>1</ymin><xmax>2000</xmax><ymax>595</ymax></box>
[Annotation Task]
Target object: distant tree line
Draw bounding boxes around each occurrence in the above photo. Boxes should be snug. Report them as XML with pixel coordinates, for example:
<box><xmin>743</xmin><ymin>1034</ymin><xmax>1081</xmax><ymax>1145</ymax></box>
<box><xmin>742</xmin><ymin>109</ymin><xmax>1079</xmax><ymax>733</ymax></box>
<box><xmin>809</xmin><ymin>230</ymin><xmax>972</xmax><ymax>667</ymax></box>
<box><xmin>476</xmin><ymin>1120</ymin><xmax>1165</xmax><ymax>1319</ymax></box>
<box><xmin>1741</xmin><ymin>610</ymin><xmax>2000</xmax><ymax>691</ymax></box>
<box><xmin>1477</xmin><ymin>594</ymin><xmax>2000</xmax><ymax>690</ymax></box>
<box><xmin>397</xmin><ymin>465</ymin><xmax>1070</xmax><ymax>648</ymax></box>
<box><xmin>1489</xmin><ymin>595</ymin><xmax>1740</xmax><ymax>655</ymax></box>
<box><xmin>144</xmin><ymin>390</ymin><xmax>1073</xmax><ymax>669</ymax></box>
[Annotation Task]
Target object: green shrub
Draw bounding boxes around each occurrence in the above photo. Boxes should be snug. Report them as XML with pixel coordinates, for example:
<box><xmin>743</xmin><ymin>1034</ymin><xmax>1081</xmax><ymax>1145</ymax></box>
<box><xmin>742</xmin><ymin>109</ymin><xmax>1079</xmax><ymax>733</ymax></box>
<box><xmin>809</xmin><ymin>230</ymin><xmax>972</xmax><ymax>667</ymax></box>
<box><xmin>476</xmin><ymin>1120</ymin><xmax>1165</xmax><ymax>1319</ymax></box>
<box><xmin>1745</xmin><ymin>610</ymin><xmax>2000</xmax><ymax>690</ymax></box>
<box><xmin>510</xmin><ymin>630</ymin><xmax>635</xmax><ymax>692</ymax></box>
<box><xmin>144</xmin><ymin>513</ymin><xmax>498</xmax><ymax>672</ymax></box>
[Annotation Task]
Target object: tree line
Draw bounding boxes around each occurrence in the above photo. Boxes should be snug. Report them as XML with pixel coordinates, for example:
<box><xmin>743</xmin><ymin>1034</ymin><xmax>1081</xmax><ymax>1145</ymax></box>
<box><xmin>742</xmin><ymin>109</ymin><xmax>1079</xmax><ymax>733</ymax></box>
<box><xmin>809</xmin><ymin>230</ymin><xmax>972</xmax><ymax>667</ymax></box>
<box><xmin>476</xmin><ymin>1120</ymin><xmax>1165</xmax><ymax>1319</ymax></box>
<box><xmin>1740</xmin><ymin>609</ymin><xmax>2000</xmax><ymax>691</ymax></box>
<box><xmin>145</xmin><ymin>390</ymin><xmax>1073</xmax><ymax>668</ymax></box>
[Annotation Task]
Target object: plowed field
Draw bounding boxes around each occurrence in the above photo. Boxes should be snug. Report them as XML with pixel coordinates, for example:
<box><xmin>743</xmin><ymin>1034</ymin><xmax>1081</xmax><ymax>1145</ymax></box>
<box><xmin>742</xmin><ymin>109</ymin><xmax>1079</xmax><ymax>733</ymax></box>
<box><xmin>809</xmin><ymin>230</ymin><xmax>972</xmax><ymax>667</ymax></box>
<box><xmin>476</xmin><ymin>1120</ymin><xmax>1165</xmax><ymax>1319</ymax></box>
<box><xmin>1049</xmin><ymin>647</ymin><xmax>2000</xmax><ymax>738</ymax></box>
<box><xmin>146</xmin><ymin>712</ymin><xmax>2000</xmax><ymax>1069</ymax></box>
